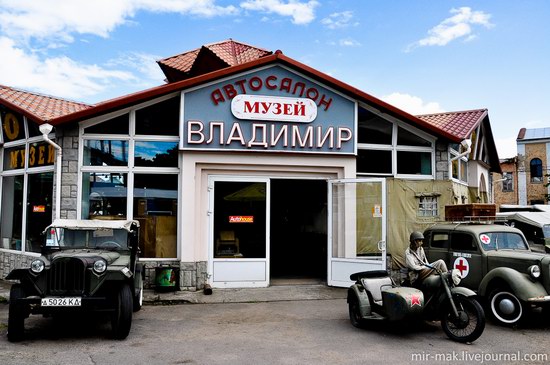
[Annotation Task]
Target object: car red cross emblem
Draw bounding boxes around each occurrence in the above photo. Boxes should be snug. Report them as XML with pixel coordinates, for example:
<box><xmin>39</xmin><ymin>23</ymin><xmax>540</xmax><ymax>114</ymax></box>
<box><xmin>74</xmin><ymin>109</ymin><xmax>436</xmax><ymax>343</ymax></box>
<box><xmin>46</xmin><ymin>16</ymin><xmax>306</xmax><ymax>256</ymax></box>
<box><xmin>453</xmin><ymin>257</ymin><xmax>470</xmax><ymax>278</ymax></box>
<box><xmin>480</xmin><ymin>234</ymin><xmax>490</xmax><ymax>244</ymax></box>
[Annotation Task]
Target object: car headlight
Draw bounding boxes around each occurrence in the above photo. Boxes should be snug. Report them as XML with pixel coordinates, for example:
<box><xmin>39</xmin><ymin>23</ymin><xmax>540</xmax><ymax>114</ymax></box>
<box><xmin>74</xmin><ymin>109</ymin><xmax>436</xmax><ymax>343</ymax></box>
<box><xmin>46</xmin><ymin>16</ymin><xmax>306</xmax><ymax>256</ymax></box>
<box><xmin>93</xmin><ymin>259</ymin><xmax>107</xmax><ymax>274</ymax></box>
<box><xmin>528</xmin><ymin>265</ymin><xmax>541</xmax><ymax>279</ymax></box>
<box><xmin>30</xmin><ymin>259</ymin><xmax>45</xmax><ymax>274</ymax></box>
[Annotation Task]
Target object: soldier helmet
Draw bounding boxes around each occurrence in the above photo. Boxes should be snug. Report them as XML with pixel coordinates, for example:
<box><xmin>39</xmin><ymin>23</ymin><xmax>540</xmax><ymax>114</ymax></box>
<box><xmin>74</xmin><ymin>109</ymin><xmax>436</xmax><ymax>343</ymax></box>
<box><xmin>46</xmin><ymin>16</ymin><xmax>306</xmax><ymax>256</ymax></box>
<box><xmin>409</xmin><ymin>231</ymin><xmax>424</xmax><ymax>244</ymax></box>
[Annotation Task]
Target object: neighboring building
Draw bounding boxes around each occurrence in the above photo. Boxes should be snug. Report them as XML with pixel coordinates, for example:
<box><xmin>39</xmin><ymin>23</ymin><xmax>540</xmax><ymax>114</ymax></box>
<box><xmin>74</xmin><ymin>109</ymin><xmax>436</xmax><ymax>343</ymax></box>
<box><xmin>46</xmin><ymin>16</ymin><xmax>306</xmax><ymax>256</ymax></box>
<box><xmin>0</xmin><ymin>40</ymin><xmax>502</xmax><ymax>289</ymax></box>
<box><xmin>517</xmin><ymin>127</ymin><xmax>550</xmax><ymax>205</ymax></box>
<box><xmin>493</xmin><ymin>157</ymin><xmax>519</xmax><ymax>206</ymax></box>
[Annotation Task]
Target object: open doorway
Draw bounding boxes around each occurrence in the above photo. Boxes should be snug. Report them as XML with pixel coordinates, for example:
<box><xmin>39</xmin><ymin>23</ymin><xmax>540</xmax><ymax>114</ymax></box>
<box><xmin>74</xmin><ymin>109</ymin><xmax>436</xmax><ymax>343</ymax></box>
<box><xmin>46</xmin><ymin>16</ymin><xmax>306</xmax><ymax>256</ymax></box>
<box><xmin>270</xmin><ymin>179</ymin><xmax>327</xmax><ymax>284</ymax></box>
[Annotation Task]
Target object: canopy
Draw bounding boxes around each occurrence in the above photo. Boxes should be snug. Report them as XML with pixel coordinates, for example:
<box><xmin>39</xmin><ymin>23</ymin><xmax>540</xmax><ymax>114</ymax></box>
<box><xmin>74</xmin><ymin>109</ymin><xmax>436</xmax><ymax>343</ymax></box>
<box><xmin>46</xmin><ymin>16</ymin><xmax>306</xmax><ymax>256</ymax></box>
<box><xmin>497</xmin><ymin>211</ymin><xmax>550</xmax><ymax>229</ymax></box>
<box><xmin>44</xmin><ymin>219</ymin><xmax>139</xmax><ymax>233</ymax></box>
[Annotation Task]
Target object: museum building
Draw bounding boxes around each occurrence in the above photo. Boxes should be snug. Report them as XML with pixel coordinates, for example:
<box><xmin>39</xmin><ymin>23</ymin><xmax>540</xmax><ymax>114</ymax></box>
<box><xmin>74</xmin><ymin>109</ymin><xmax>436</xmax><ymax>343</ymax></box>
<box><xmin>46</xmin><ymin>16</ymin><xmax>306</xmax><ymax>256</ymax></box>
<box><xmin>0</xmin><ymin>40</ymin><xmax>501</xmax><ymax>290</ymax></box>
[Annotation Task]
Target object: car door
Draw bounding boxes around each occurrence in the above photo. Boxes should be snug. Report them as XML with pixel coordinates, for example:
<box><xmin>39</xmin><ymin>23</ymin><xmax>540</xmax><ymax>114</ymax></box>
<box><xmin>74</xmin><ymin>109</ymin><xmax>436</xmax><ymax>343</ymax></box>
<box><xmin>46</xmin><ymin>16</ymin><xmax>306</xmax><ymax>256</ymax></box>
<box><xmin>449</xmin><ymin>231</ymin><xmax>483</xmax><ymax>290</ymax></box>
<box><xmin>424</xmin><ymin>229</ymin><xmax>451</xmax><ymax>266</ymax></box>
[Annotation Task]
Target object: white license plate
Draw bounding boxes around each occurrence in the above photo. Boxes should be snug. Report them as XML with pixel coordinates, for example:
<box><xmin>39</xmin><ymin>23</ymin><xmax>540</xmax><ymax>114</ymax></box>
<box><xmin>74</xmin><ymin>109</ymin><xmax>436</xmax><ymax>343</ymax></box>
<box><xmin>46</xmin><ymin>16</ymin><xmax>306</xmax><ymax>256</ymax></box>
<box><xmin>41</xmin><ymin>297</ymin><xmax>82</xmax><ymax>307</ymax></box>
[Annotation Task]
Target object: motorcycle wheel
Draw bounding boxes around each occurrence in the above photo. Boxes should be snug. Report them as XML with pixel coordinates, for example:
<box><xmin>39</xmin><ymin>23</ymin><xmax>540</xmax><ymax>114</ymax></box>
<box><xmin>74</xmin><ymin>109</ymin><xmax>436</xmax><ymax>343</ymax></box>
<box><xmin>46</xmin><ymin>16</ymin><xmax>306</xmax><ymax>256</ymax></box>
<box><xmin>441</xmin><ymin>296</ymin><xmax>485</xmax><ymax>343</ymax></box>
<box><xmin>348</xmin><ymin>296</ymin><xmax>365</xmax><ymax>329</ymax></box>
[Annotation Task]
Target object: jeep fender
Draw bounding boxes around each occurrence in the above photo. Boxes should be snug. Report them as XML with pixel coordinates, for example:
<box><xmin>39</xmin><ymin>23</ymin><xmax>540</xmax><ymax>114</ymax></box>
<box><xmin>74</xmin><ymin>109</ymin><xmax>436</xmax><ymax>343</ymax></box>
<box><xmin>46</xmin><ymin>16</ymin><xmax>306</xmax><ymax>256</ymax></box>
<box><xmin>478</xmin><ymin>267</ymin><xmax>547</xmax><ymax>301</ymax></box>
<box><xmin>347</xmin><ymin>284</ymin><xmax>372</xmax><ymax>318</ymax></box>
<box><xmin>5</xmin><ymin>269</ymin><xmax>28</xmax><ymax>281</ymax></box>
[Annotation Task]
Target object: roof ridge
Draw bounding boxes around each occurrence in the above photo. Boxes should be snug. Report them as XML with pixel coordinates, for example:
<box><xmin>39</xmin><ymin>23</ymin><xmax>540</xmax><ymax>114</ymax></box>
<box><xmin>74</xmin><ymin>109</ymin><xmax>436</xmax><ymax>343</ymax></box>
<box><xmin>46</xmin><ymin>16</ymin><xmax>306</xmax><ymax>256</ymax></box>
<box><xmin>416</xmin><ymin>108</ymin><xmax>487</xmax><ymax>117</ymax></box>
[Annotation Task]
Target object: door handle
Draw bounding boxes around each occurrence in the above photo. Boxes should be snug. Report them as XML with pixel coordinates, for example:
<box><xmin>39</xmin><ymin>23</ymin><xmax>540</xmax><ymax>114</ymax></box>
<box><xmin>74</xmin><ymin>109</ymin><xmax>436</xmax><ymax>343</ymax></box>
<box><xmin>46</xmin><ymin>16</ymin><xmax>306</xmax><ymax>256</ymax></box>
<box><xmin>377</xmin><ymin>240</ymin><xmax>386</xmax><ymax>251</ymax></box>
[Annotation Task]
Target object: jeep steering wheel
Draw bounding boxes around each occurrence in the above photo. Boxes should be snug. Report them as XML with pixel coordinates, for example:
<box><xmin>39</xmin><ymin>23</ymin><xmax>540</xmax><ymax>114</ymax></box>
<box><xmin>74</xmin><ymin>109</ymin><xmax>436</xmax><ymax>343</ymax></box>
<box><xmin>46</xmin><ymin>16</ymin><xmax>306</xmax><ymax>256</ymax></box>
<box><xmin>97</xmin><ymin>241</ymin><xmax>122</xmax><ymax>249</ymax></box>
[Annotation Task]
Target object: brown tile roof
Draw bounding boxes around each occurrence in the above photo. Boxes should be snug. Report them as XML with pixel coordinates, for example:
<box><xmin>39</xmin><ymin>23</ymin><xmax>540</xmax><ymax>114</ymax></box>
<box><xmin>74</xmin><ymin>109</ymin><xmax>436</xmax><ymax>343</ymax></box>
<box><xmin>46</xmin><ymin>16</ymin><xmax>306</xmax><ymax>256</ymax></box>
<box><xmin>158</xmin><ymin>39</ymin><xmax>272</xmax><ymax>82</ymax></box>
<box><xmin>0</xmin><ymin>84</ymin><xmax>91</xmax><ymax>123</ymax></box>
<box><xmin>416</xmin><ymin>109</ymin><xmax>488</xmax><ymax>140</ymax></box>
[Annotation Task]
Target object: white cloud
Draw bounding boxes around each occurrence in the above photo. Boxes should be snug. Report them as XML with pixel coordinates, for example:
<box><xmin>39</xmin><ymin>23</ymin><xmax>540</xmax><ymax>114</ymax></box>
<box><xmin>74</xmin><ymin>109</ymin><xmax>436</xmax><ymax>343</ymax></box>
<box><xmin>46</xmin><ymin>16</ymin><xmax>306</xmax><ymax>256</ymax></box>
<box><xmin>406</xmin><ymin>7</ymin><xmax>493</xmax><ymax>52</ymax></box>
<box><xmin>0</xmin><ymin>0</ymin><xmax>239</xmax><ymax>43</ymax></box>
<box><xmin>0</xmin><ymin>36</ymin><xmax>134</xmax><ymax>100</ymax></box>
<box><xmin>321</xmin><ymin>10</ymin><xmax>358</xmax><ymax>29</ymax></box>
<box><xmin>382</xmin><ymin>92</ymin><xmax>445</xmax><ymax>115</ymax></box>
<box><xmin>240</xmin><ymin>0</ymin><xmax>319</xmax><ymax>24</ymax></box>
<box><xmin>339</xmin><ymin>38</ymin><xmax>360</xmax><ymax>47</ymax></box>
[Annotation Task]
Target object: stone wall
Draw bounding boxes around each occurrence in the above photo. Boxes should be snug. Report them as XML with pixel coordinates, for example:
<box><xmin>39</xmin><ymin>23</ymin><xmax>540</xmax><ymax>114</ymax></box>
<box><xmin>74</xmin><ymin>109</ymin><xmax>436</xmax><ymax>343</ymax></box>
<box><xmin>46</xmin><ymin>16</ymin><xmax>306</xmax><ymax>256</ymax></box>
<box><xmin>0</xmin><ymin>251</ymin><xmax>35</xmax><ymax>280</ymax></box>
<box><xmin>142</xmin><ymin>260</ymin><xmax>208</xmax><ymax>291</ymax></box>
<box><xmin>435</xmin><ymin>141</ymin><xmax>449</xmax><ymax>180</ymax></box>
<box><xmin>57</xmin><ymin>124</ymin><xmax>80</xmax><ymax>219</ymax></box>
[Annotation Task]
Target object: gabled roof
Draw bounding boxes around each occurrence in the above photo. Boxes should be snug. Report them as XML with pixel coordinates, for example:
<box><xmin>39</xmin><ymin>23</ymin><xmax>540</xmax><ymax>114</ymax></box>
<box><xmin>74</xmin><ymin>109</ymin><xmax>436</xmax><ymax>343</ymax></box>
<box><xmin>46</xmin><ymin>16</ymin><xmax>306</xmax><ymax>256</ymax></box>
<box><xmin>0</xmin><ymin>84</ymin><xmax>92</xmax><ymax>123</ymax></box>
<box><xmin>417</xmin><ymin>109</ymin><xmax>501</xmax><ymax>173</ymax></box>
<box><xmin>416</xmin><ymin>109</ymin><xmax>488</xmax><ymax>140</ymax></box>
<box><xmin>157</xmin><ymin>39</ymin><xmax>272</xmax><ymax>83</ymax></box>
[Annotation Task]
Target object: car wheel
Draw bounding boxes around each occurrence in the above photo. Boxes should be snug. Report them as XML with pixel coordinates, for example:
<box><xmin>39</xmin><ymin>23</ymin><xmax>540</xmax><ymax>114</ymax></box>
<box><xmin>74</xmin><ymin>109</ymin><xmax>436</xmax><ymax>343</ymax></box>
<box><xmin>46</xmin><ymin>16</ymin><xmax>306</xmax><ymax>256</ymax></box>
<box><xmin>133</xmin><ymin>272</ymin><xmax>143</xmax><ymax>312</ymax></box>
<box><xmin>488</xmin><ymin>289</ymin><xmax>523</xmax><ymax>325</ymax></box>
<box><xmin>7</xmin><ymin>284</ymin><xmax>26</xmax><ymax>342</ymax></box>
<box><xmin>348</xmin><ymin>295</ymin><xmax>365</xmax><ymax>329</ymax></box>
<box><xmin>111</xmin><ymin>283</ymin><xmax>133</xmax><ymax>340</ymax></box>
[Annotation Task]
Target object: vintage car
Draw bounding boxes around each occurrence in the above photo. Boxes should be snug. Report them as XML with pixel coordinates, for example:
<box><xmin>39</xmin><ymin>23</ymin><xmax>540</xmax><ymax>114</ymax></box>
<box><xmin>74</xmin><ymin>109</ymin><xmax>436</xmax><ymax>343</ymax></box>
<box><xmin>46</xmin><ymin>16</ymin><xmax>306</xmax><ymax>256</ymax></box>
<box><xmin>423</xmin><ymin>223</ymin><xmax>550</xmax><ymax>326</ymax></box>
<box><xmin>6</xmin><ymin>219</ymin><xmax>143</xmax><ymax>342</ymax></box>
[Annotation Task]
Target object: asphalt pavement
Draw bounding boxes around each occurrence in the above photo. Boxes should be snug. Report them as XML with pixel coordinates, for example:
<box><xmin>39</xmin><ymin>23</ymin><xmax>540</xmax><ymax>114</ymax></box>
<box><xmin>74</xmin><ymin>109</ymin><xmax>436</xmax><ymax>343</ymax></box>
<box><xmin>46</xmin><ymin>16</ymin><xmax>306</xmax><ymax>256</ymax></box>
<box><xmin>0</xmin><ymin>279</ymin><xmax>347</xmax><ymax>305</ymax></box>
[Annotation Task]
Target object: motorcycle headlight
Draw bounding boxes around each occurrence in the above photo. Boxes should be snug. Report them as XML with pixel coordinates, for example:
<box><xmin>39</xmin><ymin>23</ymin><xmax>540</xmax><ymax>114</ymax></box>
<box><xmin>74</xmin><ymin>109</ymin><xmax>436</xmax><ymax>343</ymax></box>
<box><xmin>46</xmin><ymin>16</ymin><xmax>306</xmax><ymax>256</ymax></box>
<box><xmin>528</xmin><ymin>265</ymin><xmax>541</xmax><ymax>279</ymax></box>
<box><xmin>30</xmin><ymin>259</ymin><xmax>45</xmax><ymax>274</ymax></box>
<box><xmin>93</xmin><ymin>259</ymin><xmax>107</xmax><ymax>274</ymax></box>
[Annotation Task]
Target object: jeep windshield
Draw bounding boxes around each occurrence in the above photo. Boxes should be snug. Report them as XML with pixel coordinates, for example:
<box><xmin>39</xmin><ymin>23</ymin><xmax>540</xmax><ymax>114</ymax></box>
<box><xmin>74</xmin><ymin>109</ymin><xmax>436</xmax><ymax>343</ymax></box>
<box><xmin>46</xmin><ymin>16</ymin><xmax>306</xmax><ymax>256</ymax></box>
<box><xmin>43</xmin><ymin>219</ymin><xmax>137</xmax><ymax>250</ymax></box>
<box><xmin>45</xmin><ymin>227</ymin><xmax>129</xmax><ymax>250</ymax></box>
<box><xmin>479</xmin><ymin>232</ymin><xmax>529</xmax><ymax>251</ymax></box>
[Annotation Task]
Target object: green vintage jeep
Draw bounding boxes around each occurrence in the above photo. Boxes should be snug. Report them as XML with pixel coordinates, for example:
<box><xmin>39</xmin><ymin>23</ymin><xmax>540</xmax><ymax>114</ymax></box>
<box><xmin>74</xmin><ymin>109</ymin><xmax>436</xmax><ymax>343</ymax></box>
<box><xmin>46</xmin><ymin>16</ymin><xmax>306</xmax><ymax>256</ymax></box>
<box><xmin>423</xmin><ymin>223</ymin><xmax>550</xmax><ymax>325</ymax></box>
<box><xmin>6</xmin><ymin>219</ymin><xmax>143</xmax><ymax>342</ymax></box>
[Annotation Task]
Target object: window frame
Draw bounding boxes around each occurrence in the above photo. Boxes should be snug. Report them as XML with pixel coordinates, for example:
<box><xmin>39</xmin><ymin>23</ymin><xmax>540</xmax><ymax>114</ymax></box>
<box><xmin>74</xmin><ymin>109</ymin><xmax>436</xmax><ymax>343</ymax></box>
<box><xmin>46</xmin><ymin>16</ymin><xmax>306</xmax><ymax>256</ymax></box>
<box><xmin>356</xmin><ymin>104</ymin><xmax>435</xmax><ymax>179</ymax></box>
<box><xmin>78</xmin><ymin>93</ymin><xmax>181</xmax><ymax>261</ymax></box>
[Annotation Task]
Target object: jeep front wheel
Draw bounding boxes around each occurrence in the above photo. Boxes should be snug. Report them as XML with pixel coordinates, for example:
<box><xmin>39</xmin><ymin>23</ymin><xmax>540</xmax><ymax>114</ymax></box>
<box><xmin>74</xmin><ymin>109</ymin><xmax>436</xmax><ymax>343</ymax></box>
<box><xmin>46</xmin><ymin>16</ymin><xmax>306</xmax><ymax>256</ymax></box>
<box><xmin>489</xmin><ymin>289</ymin><xmax>523</xmax><ymax>325</ymax></box>
<box><xmin>7</xmin><ymin>284</ymin><xmax>26</xmax><ymax>342</ymax></box>
<box><xmin>111</xmin><ymin>283</ymin><xmax>133</xmax><ymax>340</ymax></box>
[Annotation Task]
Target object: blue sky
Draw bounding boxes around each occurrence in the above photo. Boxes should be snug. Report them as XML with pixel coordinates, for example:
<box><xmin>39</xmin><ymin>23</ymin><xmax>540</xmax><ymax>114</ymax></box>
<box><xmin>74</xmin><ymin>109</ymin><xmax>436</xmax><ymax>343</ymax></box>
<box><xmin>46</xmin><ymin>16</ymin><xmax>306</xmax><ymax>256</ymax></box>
<box><xmin>1</xmin><ymin>1</ymin><xmax>549</xmax><ymax>159</ymax></box>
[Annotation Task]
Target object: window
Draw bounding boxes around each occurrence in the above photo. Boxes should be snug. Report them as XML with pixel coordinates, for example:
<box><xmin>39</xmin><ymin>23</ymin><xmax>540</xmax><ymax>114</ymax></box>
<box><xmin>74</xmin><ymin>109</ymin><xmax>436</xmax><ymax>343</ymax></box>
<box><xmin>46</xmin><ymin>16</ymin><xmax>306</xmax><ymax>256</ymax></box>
<box><xmin>1</xmin><ymin>107</ymin><xmax>55</xmax><ymax>254</ymax></box>
<box><xmin>450</xmin><ymin>143</ymin><xmax>468</xmax><ymax>183</ymax></box>
<box><xmin>80</xmin><ymin>96</ymin><xmax>180</xmax><ymax>259</ymax></box>
<box><xmin>502</xmin><ymin>172</ymin><xmax>513</xmax><ymax>192</ymax></box>
<box><xmin>357</xmin><ymin>106</ymin><xmax>434</xmax><ymax>177</ymax></box>
<box><xmin>530</xmin><ymin>158</ymin><xmax>543</xmax><ymax>183</ymax></box>
<box><xmin>450</xmin><ymin>232</ymin><xmax>477</xmax><ymax>252</ymax></box>
<box><xmin>430</xmin><ymin>232</ymin><xmax>449</xmax><ymax>249</ymax></box>
<box><xmin>418</xmin><ymin>196</ymin><xmax>439</xmax><ymax>217</ymax></box>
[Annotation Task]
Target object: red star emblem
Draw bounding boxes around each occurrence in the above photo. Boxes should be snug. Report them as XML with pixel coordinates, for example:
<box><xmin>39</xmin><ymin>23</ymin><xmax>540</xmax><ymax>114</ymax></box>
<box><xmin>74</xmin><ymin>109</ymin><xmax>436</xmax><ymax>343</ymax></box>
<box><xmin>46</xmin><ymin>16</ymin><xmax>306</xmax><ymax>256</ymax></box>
<box><xmin>410</xmin><ymin>294</ymin><xmax>422</xmax><ymax>307</ymax></box>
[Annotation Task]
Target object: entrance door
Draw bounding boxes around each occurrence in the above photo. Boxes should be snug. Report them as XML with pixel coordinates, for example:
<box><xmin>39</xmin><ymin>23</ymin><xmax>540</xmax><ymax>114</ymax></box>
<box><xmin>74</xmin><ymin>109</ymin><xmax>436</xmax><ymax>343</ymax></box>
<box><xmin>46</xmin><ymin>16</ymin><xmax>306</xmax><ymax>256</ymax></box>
<box><xmin>208</xmin><ymin>176</ymin><xmax>270</xmax><ymax>288</ymax></box>
<box><xmin>327</xmin><ymin>178</ymin><xmax>386</xmax><ymax>287</ymax></box>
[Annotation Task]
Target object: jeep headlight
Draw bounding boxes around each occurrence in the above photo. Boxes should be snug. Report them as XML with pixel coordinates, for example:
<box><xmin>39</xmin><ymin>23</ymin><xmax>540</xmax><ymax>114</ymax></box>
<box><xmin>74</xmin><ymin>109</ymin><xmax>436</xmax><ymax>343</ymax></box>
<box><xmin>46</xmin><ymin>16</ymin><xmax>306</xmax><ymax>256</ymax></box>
<box><xmin>93</xmin><ymin>259</ymin><xmax>107</xmax><ymax>274</ymax></box>
<box><xmin>30</xmin><ymin>259</ymin><xmax>45</xmax><ymax>274</ymax></box>
<box><xmin>528</xmin><ymin>265</ymin><xmax>541</xmax><ymax>279</ymax></box>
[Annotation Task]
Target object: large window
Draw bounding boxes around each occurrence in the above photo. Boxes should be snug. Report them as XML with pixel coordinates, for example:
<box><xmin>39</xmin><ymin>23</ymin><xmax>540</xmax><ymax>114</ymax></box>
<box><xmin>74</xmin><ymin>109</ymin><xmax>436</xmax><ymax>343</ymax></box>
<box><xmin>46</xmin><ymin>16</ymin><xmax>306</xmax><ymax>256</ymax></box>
<box><xmin>1</xmin><ymin>106</ymin><xmax>54</xmax><ymax>253</ymax></box>
<box><xmin>80</xmin><ymin>95</ymin><xmax>180</xmax><ymax>259</ymax></box>
<box><xmin>530</xmin><ymin>158</ymin><xmax>543</xmax><ymax>183</ymax></box>
<box><xmin>357</xmin><ymin>106</ymin><xmax>434</xmax><ymax>177</ymax></box>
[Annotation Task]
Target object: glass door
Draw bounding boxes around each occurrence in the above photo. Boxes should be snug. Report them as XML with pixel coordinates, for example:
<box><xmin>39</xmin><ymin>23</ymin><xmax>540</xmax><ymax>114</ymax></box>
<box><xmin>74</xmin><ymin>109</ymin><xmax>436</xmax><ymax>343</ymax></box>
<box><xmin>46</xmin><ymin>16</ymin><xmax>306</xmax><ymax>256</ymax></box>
<box><xmin>208</xmin><ymin>176</ymin><xmax>270</xmax><ymax>288</ymax></box>
<box><xmin>327</xmin><ymin>178</ymin><xmax>386</xmax><ymax>287</ymax></box>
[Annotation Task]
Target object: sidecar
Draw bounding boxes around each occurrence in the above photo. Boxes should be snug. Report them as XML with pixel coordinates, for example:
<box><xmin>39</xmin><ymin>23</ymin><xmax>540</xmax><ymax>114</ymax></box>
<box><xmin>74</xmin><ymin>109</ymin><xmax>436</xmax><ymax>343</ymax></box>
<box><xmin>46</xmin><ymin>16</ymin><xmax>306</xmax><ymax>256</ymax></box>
<box><xmin>347</xmin><ymin>270</ymin><xmax>424</xmax><ymax>327</ymax></box>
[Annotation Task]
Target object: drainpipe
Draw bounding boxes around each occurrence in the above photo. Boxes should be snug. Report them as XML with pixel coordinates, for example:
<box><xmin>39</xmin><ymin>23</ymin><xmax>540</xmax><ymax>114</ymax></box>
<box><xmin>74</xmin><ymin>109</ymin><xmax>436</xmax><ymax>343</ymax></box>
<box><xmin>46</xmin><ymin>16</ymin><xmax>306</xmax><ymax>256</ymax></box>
<box><xmin>39</xmin><ymin>123</ymin><xmax>62</xmax><ymax>220</ymax></box>
<box><xmin>450</xmin><ymin>139</ymin><xmax>472</xmax><ymax>162</ymax></box>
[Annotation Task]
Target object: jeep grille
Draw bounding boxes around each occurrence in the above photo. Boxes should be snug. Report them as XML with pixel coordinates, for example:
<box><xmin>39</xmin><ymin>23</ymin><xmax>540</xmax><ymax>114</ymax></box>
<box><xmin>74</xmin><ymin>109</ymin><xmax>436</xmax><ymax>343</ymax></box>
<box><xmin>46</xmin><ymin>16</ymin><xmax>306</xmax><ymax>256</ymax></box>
<box><xmin>49</xmin><ymin>258</ymin><xmax>86</xmax><ymax>295</ymax></box>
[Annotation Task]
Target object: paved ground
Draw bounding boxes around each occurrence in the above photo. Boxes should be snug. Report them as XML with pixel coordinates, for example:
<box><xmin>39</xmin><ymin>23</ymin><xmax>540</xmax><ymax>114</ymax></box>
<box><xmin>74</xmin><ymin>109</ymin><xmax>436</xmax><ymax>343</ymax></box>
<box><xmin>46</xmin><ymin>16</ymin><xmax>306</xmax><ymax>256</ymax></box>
<box><xmin>0</xmin><ymin>279</ymin><xmax>347</xmax><ymax>304</ymax></box>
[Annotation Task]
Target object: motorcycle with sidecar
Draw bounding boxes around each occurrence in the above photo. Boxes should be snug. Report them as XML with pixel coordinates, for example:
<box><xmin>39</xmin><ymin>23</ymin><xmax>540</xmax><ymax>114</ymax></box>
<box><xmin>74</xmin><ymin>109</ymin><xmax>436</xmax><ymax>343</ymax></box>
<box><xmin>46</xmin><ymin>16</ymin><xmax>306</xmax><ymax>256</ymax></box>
<box><xmin>347</xmin><ymin>266</ymin><xmax>485</xmax><ymax>343</ymax></box>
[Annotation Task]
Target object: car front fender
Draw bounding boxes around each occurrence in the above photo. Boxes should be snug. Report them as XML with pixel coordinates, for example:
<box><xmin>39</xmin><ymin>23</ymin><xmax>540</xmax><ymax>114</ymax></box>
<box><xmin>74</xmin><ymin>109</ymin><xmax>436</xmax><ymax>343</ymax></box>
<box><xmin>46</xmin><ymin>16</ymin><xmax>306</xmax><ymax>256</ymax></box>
<box><xmin>5</xmin><ymin>268</ymin><xmax>29</xmax><ymax>281</ymax></box>
<box><xmin>478</xmin><ymin>267</ymin><xmax>548</xmax><ymax>301</ymax></box>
